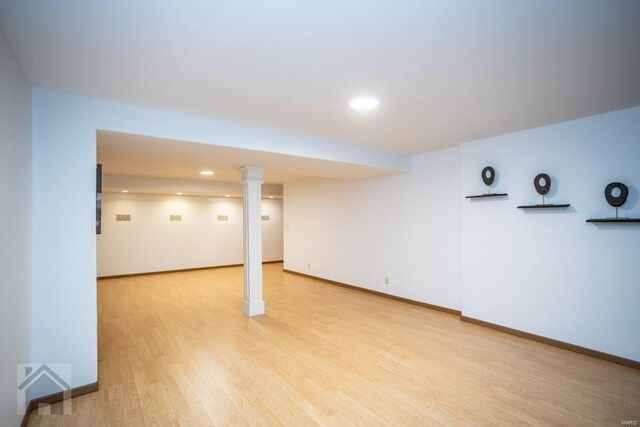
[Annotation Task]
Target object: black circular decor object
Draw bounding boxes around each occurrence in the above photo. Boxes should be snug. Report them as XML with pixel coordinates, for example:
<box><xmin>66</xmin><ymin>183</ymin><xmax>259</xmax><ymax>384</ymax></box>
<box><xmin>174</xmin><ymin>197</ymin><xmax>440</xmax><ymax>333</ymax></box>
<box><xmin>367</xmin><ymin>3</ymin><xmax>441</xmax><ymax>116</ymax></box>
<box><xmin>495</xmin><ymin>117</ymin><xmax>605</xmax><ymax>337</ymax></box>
<box><xmin>534</xmin><ymin>173</ymin><xmax>551</xmax><ymax>195</ymax></box>
<box><xmin>481</xmin><ymin>166</ymin><xmax>495</xmax><ymax>186</ymax></box>
<box><xmin>605</xmin><ymin>182</ymin><xmax>628</xmax><ymax>207</ymax></box>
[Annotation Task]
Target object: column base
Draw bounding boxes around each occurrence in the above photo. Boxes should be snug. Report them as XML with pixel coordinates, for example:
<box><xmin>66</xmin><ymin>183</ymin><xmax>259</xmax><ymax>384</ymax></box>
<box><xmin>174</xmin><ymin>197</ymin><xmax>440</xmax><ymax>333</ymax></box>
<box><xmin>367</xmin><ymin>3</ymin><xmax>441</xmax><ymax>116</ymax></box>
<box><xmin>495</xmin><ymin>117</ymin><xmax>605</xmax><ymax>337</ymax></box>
<box><xmin>243</xmin><ymin>299</ymin><xmax>265</xmax><ymax>317</ymax></box>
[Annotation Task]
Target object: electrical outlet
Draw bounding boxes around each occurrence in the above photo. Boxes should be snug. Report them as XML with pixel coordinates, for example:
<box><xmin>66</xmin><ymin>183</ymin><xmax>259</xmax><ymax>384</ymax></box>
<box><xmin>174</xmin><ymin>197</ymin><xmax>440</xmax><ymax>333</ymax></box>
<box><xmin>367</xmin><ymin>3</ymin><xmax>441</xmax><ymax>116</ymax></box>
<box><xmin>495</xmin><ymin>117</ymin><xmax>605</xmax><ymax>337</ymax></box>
<box><xmin>384</xmin><ymin>277</ymin><xmax>389</xmax><ymax>285</ymax></box>
<box><xmin>307</xmin><ymin>262</ymin><xmax>311</xmax><ymax>269</ymax></box>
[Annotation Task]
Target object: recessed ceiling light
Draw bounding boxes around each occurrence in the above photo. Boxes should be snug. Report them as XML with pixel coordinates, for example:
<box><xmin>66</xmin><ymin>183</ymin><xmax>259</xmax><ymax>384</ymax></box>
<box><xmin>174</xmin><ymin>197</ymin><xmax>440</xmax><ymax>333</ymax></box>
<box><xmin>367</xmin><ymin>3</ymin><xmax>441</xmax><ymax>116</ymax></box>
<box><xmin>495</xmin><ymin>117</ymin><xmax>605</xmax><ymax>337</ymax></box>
<box><xmin>225</xmin><ymin>194</ymin><xmax>231</xmax><ymax>198</ymax></box>
<box><xmin>269</xmin><ymin>196</ymin><xmax>274</xmax><ymax>199</ymax></box>
<box><xmin>177</xmin><ymin>192</ymin><xmax>183</xmax><ymax>195</ymax></box>
<box><xmin>121</xmin><ymin>190</ymin><xmax>128</xmax><ymax>193</ymax></box>
<box><xmin>200</xmin><ymin>170</ymin><xmax>214</xmax><ymax>176</ymax></box>
<box><xmin>350</xmin><ymin>95</ymin><xmax>379</xmax><ymax>110</ymax></box>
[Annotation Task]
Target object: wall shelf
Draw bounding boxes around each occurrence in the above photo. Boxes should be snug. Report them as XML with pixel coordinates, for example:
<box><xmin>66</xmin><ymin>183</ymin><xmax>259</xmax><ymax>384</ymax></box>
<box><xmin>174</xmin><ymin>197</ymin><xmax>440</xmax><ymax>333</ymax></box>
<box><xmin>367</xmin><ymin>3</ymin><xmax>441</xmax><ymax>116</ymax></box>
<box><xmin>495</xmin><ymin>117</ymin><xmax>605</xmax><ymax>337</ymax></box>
<box><xmin>517</xmin><ymin>204</ymin><xmax>570</xmax><ymax>209</ymax></box>
<box><xmin>465</xmin><ymin>193</ymin><xmax>508</xmax><ymax>199</ymax></box>
<box><xmin>586</xmin><ymin>218</ymin><xmax>640</xmax><ymax>223</ymax></box>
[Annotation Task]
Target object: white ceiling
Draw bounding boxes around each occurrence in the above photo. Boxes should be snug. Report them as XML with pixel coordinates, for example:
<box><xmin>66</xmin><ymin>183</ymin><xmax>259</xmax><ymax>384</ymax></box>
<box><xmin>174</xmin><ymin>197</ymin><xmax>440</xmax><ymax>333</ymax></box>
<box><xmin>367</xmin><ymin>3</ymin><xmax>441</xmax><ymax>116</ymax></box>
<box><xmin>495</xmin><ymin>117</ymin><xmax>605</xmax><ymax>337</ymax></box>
<box><xmin>97</xmin><ymin>130</ymin><xmax>399</xmax><ymax>183</ymax></box>
<box><xmin>2</xmin><ymin>1</ymin><xmax>640</xmax><ymax>154</ymax></box>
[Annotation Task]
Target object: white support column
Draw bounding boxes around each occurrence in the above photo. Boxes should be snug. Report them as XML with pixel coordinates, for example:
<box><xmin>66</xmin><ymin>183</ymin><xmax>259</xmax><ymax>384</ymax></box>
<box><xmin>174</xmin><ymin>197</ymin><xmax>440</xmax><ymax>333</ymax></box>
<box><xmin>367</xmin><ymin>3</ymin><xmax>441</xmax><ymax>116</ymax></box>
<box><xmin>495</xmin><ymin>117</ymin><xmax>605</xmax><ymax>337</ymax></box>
<box><xmin>238</xmin><ymin>166</ymin><xmax>266</xmax><ymax>316</ymax></box>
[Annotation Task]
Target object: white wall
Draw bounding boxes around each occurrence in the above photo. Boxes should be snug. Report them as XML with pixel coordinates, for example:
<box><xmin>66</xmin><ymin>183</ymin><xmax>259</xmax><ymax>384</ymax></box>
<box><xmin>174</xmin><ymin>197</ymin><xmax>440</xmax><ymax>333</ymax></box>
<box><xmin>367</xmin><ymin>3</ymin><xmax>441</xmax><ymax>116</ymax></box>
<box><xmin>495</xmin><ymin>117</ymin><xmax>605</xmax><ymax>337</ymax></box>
<box><xmin>284</xmin><ymin>148</ymin><xmax>462</xmax><ymax>310</ymax></box>
<box><xmin>97</xmin><ymin>194</ymin><xmax>283</xmax><ymax>277</ymax></box>
<box><xmin>284</xmin><ymin>106</ymin><xmax>640</xmax><ymax>362</ymax></box>
<box><xmin>260</xmin><ymin>198</ymin><xmax>284</xmax><ymax>263</ymax></box>
<box><xmin>461</xmin><ymin>106</ymin><xmax>640</xmax><ymax>361</ymax></box>
<box><xmin>0</xmin><ymin>29</ymin><xmax>32</xmax><ymax>425</ymax></box>
<box><xmin>33</xmin><ymin>88</ymin><xmax>387</xmax><ymax>397</ymax></box>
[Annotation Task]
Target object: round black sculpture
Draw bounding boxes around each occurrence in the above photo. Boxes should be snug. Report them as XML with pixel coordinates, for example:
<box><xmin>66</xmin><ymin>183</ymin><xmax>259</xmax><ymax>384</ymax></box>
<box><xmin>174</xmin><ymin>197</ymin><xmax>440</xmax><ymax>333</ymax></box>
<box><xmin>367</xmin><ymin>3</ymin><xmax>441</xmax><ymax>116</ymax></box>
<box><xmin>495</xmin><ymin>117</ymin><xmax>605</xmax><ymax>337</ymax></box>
<box><xmin>482</xmin><ymin>166</ymin><xmax>495</xmax><ymax>186</ymax></box>
<box><xmin>534</xmin><ymin>173</ymin><xmax>551</xmax><ymax>195</ymax></box>
<box><xmin>605</xmin><ymin>182</ymin><xmax>628</xmax><ymax>207</ymax></box>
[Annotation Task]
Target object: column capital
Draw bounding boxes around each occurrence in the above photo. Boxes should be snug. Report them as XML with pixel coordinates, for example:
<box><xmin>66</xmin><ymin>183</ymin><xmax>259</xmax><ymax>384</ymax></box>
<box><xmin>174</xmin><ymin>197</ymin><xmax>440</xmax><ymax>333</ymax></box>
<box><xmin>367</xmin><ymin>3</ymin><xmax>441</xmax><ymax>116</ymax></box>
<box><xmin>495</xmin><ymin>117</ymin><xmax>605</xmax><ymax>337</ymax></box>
<box><xmin>238</xmin><ymin>166</ymin><xmax>265</xmax><ymax>181</ymax></box>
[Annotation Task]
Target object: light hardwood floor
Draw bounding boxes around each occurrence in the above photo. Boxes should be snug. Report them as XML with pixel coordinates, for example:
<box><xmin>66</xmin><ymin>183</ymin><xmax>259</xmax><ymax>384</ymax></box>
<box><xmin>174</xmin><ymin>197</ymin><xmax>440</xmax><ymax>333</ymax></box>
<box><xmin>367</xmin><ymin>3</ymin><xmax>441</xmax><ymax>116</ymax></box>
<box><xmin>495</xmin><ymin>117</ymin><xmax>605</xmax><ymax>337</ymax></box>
<box><xmin>30</xmin><ymin>263</ymin><xmax>640</xmax><ymax>425</ymax></box>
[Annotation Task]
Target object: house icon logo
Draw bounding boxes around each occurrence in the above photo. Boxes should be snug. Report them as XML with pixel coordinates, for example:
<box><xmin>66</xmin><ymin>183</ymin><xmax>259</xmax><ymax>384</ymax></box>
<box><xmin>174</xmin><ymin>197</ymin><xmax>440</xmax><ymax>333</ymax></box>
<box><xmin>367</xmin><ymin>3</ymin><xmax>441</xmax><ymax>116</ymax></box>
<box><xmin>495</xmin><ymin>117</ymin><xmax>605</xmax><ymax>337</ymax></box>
<box><xmin>17</xmin><ymin>363</ymin><xmax>72</xmax><ymax>415</ymax></box>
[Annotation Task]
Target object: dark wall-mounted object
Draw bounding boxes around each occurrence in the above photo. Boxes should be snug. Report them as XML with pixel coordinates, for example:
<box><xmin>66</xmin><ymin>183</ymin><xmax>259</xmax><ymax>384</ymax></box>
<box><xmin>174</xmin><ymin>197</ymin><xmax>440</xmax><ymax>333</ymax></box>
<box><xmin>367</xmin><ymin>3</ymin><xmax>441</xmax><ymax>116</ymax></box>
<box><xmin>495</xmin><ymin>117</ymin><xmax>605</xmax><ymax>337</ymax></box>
<box><xmin>586</xmin><ymin>218</ymin><xmax>640</xmax><ymax>223</ymax></box>
<box><xmin>518</xmin><ymin>203</ymin><xmax>571</xmax><ymax>209</ymax></box>
<box><xmin>482</xmin><ymin>166</ymin><xmax>495</xmax><ymax>186</ymax></box>
<box><xmin>518</xmin><ymin>172</ymin><xmax>570</xmax><ymax>209</ymax></box>
<box><xmin>534</xmin><ymin>173</ymin><xmax>551</xmax><ymax>195</ymax></box>
<box><xmin>605</xmin><ymin>182</ymin><xmax>628</xmax><ymax>207</ymax></box>
<box><xmin>96</xmin><ymin>164</ymin><xmax>102</xmax><ymax>234</ymax></box>
<box><xmin>587</xmin><ymin>181</ymin><xmax>639</xmax><ymax>223</ymax></box>
<box><xmin>465</xmin><ymin>193</ymin><xmax>509</xmax><ymax>199</ymax></box>
<box><xmin>465</xmin><ymin>165</ymin><xmax>508</xmax><ymax>199</ymax></box>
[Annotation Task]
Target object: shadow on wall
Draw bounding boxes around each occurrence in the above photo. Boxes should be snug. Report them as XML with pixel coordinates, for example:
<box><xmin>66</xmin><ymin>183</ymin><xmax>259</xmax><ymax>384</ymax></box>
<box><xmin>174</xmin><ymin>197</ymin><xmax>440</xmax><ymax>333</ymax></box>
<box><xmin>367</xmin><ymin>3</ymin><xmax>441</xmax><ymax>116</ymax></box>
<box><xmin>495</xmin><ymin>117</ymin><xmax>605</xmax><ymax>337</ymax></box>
<box><xmin>492</xmin><ymin>168</ymin><xmax>501</xmax><ymax>189</ymax></box>
<box><xmin>590</xmin><ymin>223</ymin><xmax>640</xmax><ymax>230</ymax></box>
<box><xmin>520</xmin><ymin>206</ymin><xmax>577</xmax><ymax>215</ymax></box>
<box><xmin>548</xmin><ymin>176</ymin><xmax>560</xmax><ymax>199</ymax></box>
<box><xmin>469</xmin><ymin>196</ymin><xmax>510</xmax><ymax>204</ymax></box>
<box><xmin>624</xmin><ymin>184</ymin><xmax>639</xmax><ymax>211</ymax></box>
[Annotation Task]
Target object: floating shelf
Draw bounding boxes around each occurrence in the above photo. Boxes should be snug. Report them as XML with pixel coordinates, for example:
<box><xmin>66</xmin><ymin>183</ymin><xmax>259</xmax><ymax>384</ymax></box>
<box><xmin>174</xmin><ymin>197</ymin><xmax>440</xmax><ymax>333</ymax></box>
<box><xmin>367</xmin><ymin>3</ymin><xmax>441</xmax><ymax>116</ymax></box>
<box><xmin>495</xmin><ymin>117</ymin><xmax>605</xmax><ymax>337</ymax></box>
<box><xmin>465</xmin><ymin>193</ymin><xmax>508</xmax><ymax>199</ymax></box>
<box><xmin>517</xmin><ymin>204</ymin><xmax>570</xmax><ymax>209</ymax></box>
<box><xmin>586</xmin><ymin>218</ymin><xmax>640</xmax><ymax>223</ymax></box>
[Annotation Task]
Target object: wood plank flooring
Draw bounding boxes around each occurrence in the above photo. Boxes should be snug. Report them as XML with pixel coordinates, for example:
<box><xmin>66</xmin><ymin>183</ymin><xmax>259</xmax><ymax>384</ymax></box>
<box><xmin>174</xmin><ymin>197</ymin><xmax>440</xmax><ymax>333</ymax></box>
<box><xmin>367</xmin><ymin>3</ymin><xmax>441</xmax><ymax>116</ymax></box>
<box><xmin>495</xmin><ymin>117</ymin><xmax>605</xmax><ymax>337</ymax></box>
<box><xmin>29</xmin><ymin>263</ymin><xmax>640</xmax><ymax>425</ymax></box>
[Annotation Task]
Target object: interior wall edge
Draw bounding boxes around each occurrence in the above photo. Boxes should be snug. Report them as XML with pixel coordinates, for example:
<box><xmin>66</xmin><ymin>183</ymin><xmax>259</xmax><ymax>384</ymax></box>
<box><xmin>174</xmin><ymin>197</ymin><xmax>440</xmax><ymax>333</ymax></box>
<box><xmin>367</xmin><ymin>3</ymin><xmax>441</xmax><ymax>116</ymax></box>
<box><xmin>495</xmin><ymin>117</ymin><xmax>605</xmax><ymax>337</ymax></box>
<box><xmin>460</xmin><ymin>316</ymin><xmax>640</xmax><ymax>369</ymax></box>
<box><xmin>97</xmin><ymin>261</ymin><xmax>284</xmax><ymax>280</ymax></box>
<box><xmin>283</xmin><ymin>269</ymin><xmax>462</xmax><ymax>316</ymax></box>
<box><xmin>283</xmin><ymin>146</ymin><xmax>463</xmax><ymax>313</ymax></box>
<box><xmin>0</xmin><ymin>26</ymin><xmax>33</xmax><ymax>427</ymax></box>
<box><xmin>19</xmin><ymin>381</ymin><xmax>99</xmax><ymax>427</ymax></box>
